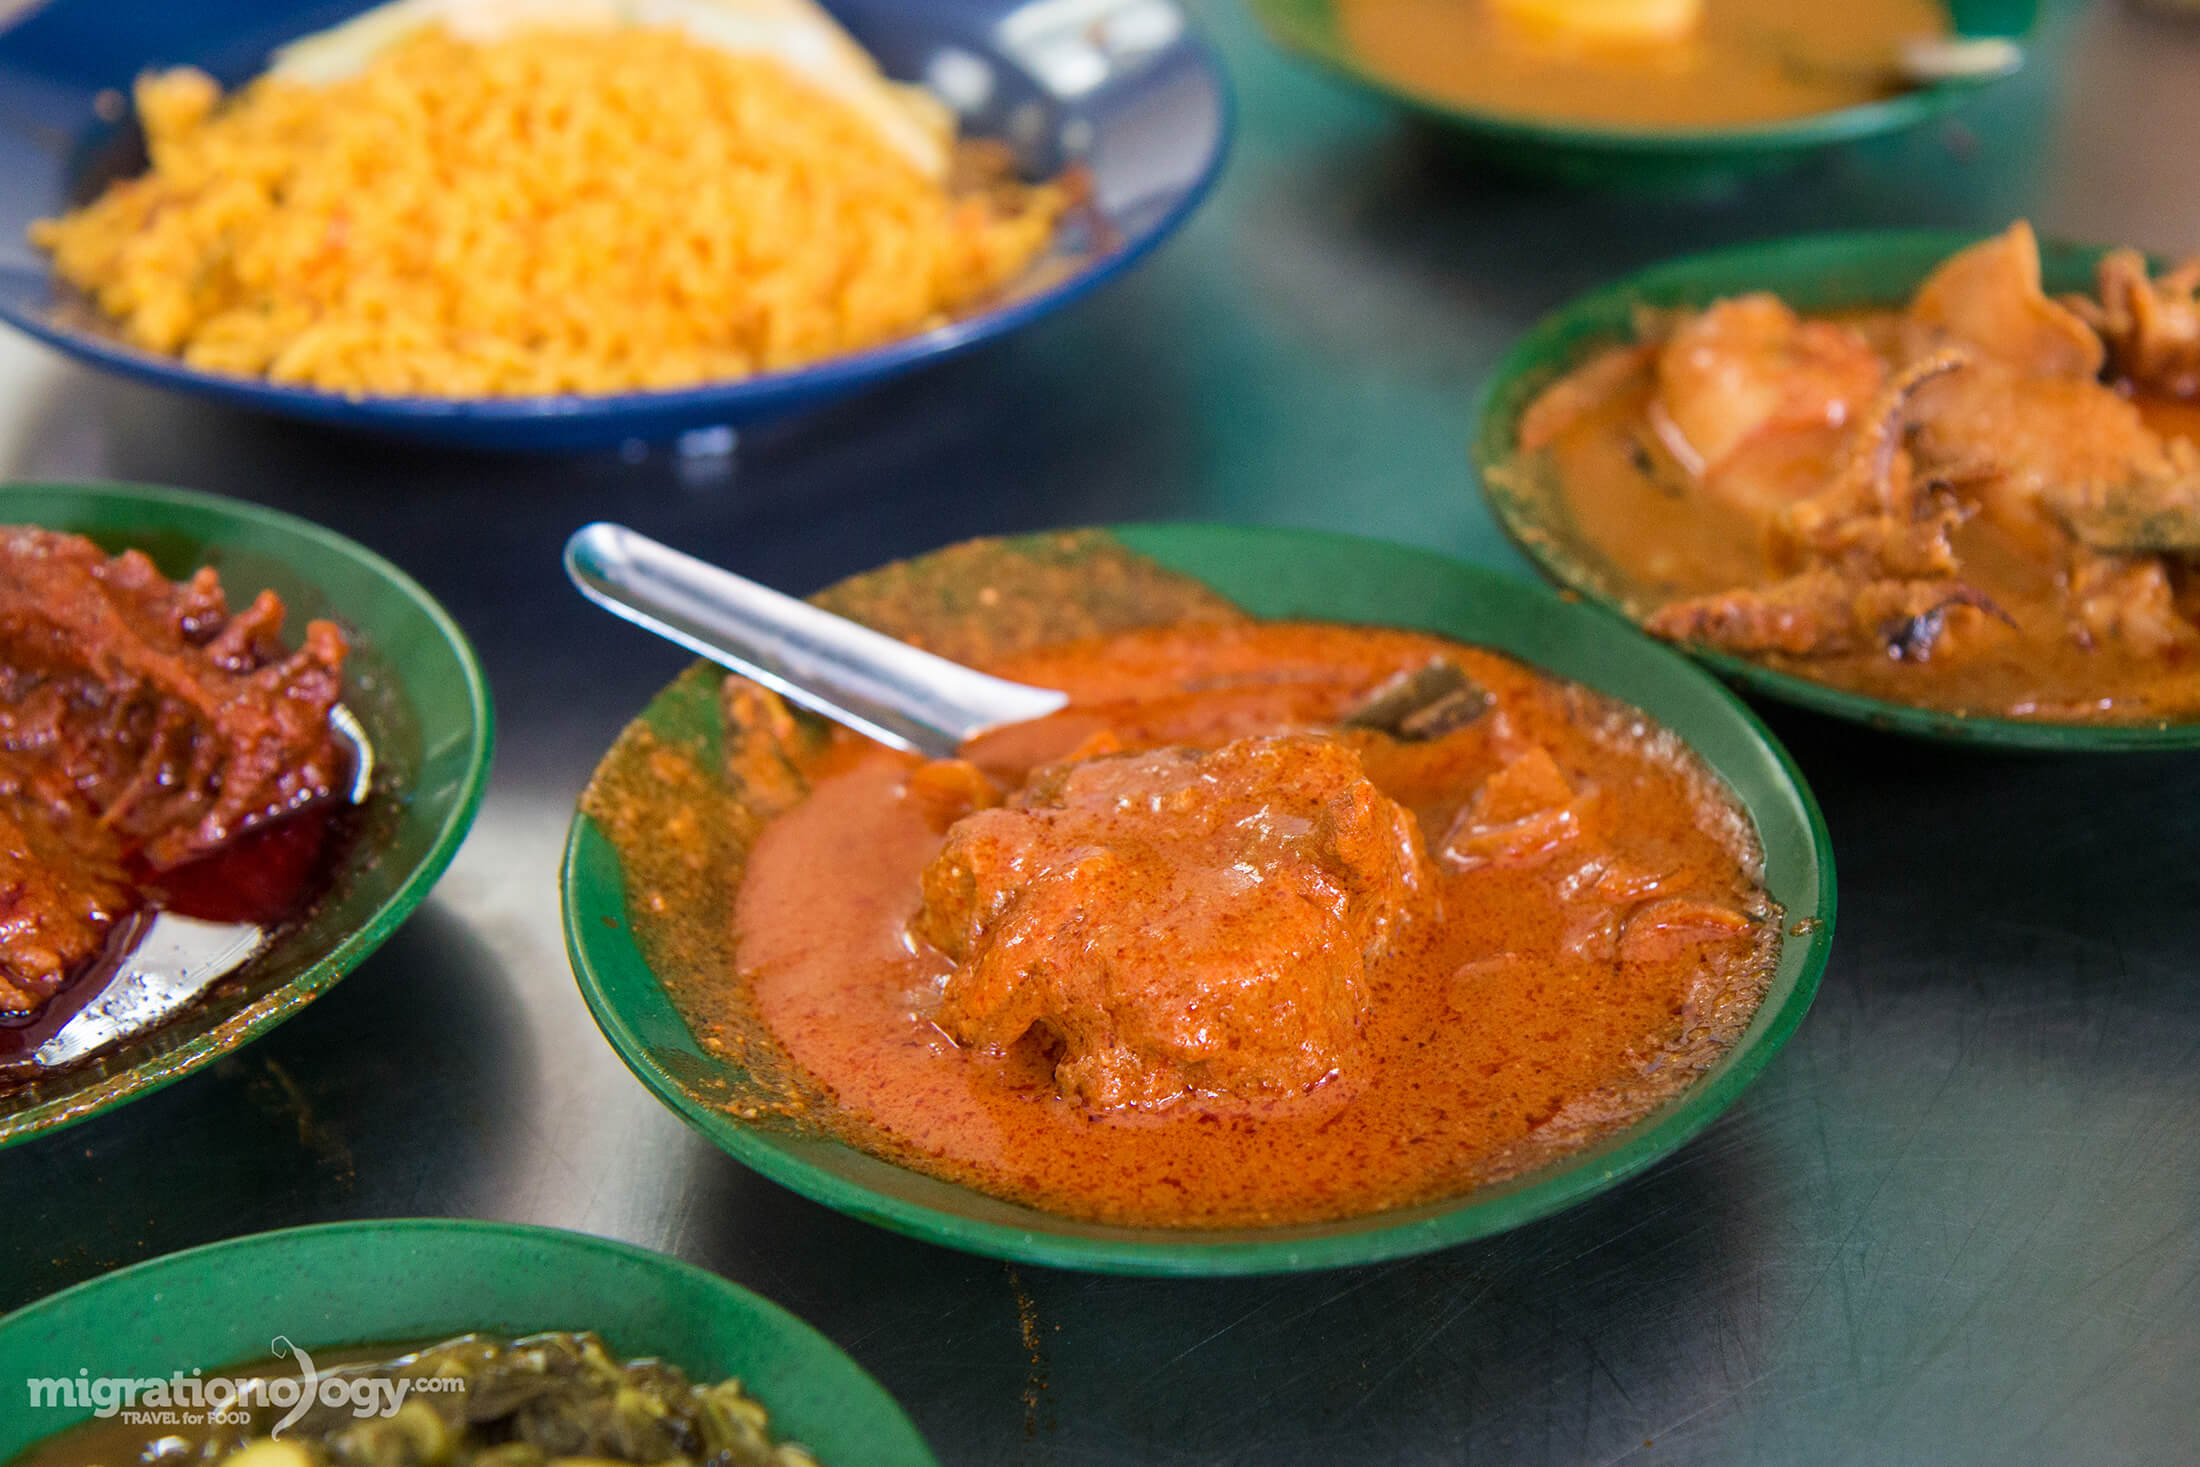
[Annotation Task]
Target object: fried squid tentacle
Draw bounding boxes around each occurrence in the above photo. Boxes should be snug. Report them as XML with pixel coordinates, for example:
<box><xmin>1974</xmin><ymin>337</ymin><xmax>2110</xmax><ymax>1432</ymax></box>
<box><xmin>1650</xmin><ymin>352</ymin><xmax>2008</xmax><ymax>661</ymax></box>
<box><xmin>1647</xmin><ymin>570</ymin><xmax>2008</xmax><ymax>661</ymax></box>
<box><xmin>2067</xmin><ymin>249</ymin><xmax>2200</xmax><ymax>400</ymax></box>
<box><xmin>1773</xmin><ymin>350</ymin><xmax>1975</xmax><ymax>579</ymax></box>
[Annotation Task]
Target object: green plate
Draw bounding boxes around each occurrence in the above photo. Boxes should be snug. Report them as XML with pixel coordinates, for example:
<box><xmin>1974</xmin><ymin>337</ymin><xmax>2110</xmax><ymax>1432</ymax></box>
<box><xmin>1243</xmin><ymin>0</ymin><xmax>2034</xmax><ymax>187</ymax></box>
<box><xmin>561</xmin><ymin>525</ymin><xmax>1835</xmax><ymax>1276</ymax></box>
<box><xmin>0</xmin><ymin>481</ymin><xmax>494</xmax><ymax>1146</ymax></box>
<box><xmin>0</xmin><ymin>1218</ymin><xmax>937</xmax><ymax>1467</ymax></box>
<box><xmin>1471</xmin><ymin>228</ymin><xmax>2200</xmax><ymax>751</ymax></box>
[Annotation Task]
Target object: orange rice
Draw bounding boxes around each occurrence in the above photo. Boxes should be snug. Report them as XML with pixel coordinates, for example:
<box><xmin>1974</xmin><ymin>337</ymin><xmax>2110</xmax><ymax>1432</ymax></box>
<box><xmin>30</xmin><ymin>26</ymin><xmax>1067</xmax><ymax>397</ymax></box>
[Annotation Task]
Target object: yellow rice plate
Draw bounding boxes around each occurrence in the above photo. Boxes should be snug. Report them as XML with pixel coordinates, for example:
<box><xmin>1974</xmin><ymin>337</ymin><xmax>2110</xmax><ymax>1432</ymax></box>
<box><xmin>30</xmin><ymin>26</ymin><xmax>1067</xmax><ymax>398</ymax></box>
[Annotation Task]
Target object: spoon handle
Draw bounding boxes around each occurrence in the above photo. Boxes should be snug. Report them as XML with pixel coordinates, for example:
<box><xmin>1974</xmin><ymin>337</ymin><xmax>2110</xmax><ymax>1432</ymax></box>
<box><xmin>564</xmin><ymin>523</ymin><xmax>1069</xmax><ymax>759</ymax></box>
<box><xmin>1896</xmin><ymin>35</ymin><xmax>2023</xmax><ymax>84</ymax></box>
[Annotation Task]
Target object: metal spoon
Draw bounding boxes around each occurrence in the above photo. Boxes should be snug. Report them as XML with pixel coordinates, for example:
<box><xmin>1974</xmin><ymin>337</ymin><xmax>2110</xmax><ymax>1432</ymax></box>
<box><xmin>566</xmin><ymin>523</ymin><xmax>1502</xmax><ymax>757</ymax></box>
<box><xmin>1781</xmin><ymin>34</ymin><xmax>2023</xmax><ymax>89</ymax></box>
<box><xmin>1893</xmin><ymin>35</ymin><xmax>2024</xmax><ymax>84</ymax></box>
<box><xmin>563</xmin><ymin>522</ymin><xmax>1070</xmax><ymax>758</ymax></box>
<box><xmin>29</xmin><ymin>706</ymin><xmax>375</xmax><ymax>1069</ymax></box>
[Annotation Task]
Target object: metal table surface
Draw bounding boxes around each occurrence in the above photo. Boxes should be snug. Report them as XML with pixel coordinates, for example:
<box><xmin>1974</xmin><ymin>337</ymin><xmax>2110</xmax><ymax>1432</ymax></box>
<box><xmin>2</xmin><ymin>2</ymin><xmax>2197</xmax><ymax>1462</ymax></box>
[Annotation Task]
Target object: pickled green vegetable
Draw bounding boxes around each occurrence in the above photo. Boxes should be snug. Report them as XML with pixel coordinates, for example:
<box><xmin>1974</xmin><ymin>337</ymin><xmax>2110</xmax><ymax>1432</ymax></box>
<box><xmin>12</xmin><ymin>1333</ymin><xmax>819</xmax><ymax>1467</ymax></box>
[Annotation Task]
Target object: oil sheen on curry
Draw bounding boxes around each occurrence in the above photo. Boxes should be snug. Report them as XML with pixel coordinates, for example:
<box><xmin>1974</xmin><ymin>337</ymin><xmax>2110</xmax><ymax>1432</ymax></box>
<box><xmin>596</xmin><ymin>561</ymin><xmax>1780</xmax><ymax>1230</ymax></box>
<box><xmin>1504</xmin><ymin>223</ymin><xmax>2200</xmax><ymax>723</ymax></box>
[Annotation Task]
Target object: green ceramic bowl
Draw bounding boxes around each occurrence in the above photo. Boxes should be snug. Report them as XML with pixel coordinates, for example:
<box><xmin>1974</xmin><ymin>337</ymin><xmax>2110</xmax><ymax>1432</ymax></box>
<box><xmin>561</xmin><ymin>525</ymin><xmax>1835</xmax><ymax>1275</ymax></box>
<box><xmin>0</xmin><ymin>481</ymin><xmax>494</xmax><ymax>1146</ymax></box>
<box><xmin>1471</xmin><ymin>228</ymin><xmax>2200</xmax><ymax>751</ymax></box>
<box><xmin>0</xmin><ymin>1218</ymin><xmax>936</xmax><ymax>1466</ymax></box>
<box><xmin>1244</xmin><ymin>0</ymin><xmax>2034</xmax><ymax>186</ymax></box>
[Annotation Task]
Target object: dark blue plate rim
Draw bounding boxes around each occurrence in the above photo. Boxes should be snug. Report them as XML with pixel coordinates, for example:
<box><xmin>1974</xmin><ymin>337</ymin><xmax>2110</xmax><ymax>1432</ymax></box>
<box><xmin>0</xmin><ymin>4</ymin><xmax>1234</xmax><ymax>432</ymax></box>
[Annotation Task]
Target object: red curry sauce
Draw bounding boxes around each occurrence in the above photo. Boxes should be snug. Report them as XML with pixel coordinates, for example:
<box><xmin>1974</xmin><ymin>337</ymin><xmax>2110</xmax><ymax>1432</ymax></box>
<box><xmin>732</xmin><ymin>621</ymin><xmax>1777</xmax><ymax>1229</ymax></box>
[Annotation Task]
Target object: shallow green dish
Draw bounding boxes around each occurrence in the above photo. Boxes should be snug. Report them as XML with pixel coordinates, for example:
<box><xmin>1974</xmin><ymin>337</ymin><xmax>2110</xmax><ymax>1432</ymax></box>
<box><xmin>562</xmin><ymin>524</ymin><xmax>1835</xmax><ymax>1276</ymax></box>
<box><xmin>1471</xmin><ymin>228</ymin><xmax>2200</xmax><ymax>750</ymax></box>
<box><xmin>1244</xmin><ymin>0</ymin><xmax>2033</xmax><ymax>186</ymax></box>
<box><xmin>0</xmin><ymin>1218</ymin><xmax>936</xmax><ymax>1466</ymax></box>
<box><xmin>0</xmin><ymin>481</ymin><xmax>494</xmax><ymax>1146</ymax></box>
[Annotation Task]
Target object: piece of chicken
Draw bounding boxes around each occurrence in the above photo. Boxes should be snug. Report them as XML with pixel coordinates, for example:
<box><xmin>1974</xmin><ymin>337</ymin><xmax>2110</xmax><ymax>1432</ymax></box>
<box><xmin>1437</xmin><ymin>745</ymin><xmax>1595</xmax><ymax>872</ymax></box>
<box><xmin>916</xmin><ymin>734</ymin><xmax>1426</xmax><ymax>1113</ymax></box>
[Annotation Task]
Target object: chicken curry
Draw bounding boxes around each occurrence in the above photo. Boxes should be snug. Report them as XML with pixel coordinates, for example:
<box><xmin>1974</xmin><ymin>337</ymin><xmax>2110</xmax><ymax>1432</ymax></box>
<box><xmin>594</xmin><ymin>570</ymin><xmax>1784</xmax><ymax>1229</ymax></box>
<box><xmin>1505</xmin><ymin>223</ymin><xmax>2200</xmax><ymax>723</ymax></box>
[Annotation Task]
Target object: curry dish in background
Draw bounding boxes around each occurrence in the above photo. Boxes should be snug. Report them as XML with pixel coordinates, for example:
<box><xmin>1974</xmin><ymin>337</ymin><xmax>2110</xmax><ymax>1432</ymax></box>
<box><xmin>1502</xmin><ymin>223</ymin><xmax>2200</xmax><ymax>723</ymax></box>
<box><xmin>589</xmin><ymin>561</ymin><xmax>1783</xmax><ymax>1230</ymax></box>
<box><xmin>1333</xmin><ymin>0</ymin><xmax>1948</xmax><ymax>130</ymax></box>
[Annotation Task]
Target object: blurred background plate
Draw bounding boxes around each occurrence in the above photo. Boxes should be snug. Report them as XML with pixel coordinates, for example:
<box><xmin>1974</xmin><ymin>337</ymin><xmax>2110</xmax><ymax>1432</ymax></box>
<box><xmin>0</xmin><ymin>1218</ymin><xmax>938</xmax><ymax>1467</ymax></box>
<box><xmin>0</xmin><ymin>481</ymin><xmax>493</xmax><ymax>1146</ymax></box>
<box><xmin>562</xmin><ymin>524</ymin><xmax>1836</xmax><ymax>1276</ymax></box>
<box><xmin>1243</xmin><ymin>0</ymin><xmax>2033</xmax><ymax>187</ymax></box>
<box><xmin>0</xmin><ymin>0</ymin><xmax>1230</xmax><ymax>450</ymax></box>
<box><xmin>1470</xmin><ymin>227</ymin><xmax>2200</xmax><ymax>750</ymax></box>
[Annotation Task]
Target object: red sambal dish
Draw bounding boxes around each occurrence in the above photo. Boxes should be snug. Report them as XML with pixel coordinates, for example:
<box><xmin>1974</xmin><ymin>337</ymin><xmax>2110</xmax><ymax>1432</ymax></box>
<box><xmin>0</xmin><ymin>527</ymin><xmax>352</xmax><ymax>1070</ymax></box>
<box><xmin>646</xmin><ymin>615</ymin><xmax>1782</xmax><ymax>1230</ymax></box>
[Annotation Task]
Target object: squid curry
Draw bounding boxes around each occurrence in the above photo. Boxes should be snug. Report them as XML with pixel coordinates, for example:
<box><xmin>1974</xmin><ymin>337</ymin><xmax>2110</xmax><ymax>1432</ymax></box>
<box><xmin>1509</xmin><ymin>223</ymin><xmax>2200</xmax><ymax>723</ymax></box>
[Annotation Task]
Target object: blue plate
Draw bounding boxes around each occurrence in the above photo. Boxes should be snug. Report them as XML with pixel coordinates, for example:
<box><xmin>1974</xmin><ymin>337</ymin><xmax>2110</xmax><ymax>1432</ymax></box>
<box><xmin>0</xmin><ymin>0</ymin><xmax>1230</xmax><ymax>450</ymax></box>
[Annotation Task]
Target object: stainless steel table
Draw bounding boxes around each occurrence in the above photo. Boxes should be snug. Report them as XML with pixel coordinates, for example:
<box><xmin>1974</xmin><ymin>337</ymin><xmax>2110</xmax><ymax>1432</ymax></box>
<box><xmin>2</xmin><ymin>2</ymin><xmax>2196</xmax><ymax>1461</ymax></box>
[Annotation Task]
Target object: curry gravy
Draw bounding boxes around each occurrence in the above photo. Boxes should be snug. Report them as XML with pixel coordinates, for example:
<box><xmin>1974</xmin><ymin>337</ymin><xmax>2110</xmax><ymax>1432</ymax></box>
<box><xmin>1334</xmin><ymin>0</ymin><xmax>1947</xmax><ymax>130</ymax></box>
<box><xmin>1527</xmin><ymin>326</ymin><xmax>2200</xmax><ymax>722</ymax></box>
<box><xmin>728</xmin><ymin>622</ymin><xmax>1778</xmax><ymax>1229</ymax></box>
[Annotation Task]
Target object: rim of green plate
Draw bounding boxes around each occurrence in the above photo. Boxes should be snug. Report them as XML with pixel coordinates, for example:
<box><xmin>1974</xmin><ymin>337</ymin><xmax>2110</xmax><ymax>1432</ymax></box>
<box><xmin>0</xmin><ymin>1217</ymin><xmax>937</xmax><ymax>1467</ymax></box>
<box><xmin>0</xmin><ymin>480</ymin><xmax>496</xmax><ymax>1146</ymax></box>
<box><xmin>562</xmin><ymin>523</ymin><xmax>1836</xmax><ymax>1276</ymax></box>
<box><xmin>1473</xmin><ymin>227</ymin><xmax>2200</xmax><ymax>751</ymax></box>
<box><xmin>1242</xmin><ymin>0</ymin><xmax>2036</xmax><ymax>159</ymax></box>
